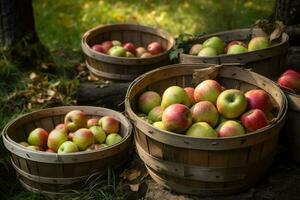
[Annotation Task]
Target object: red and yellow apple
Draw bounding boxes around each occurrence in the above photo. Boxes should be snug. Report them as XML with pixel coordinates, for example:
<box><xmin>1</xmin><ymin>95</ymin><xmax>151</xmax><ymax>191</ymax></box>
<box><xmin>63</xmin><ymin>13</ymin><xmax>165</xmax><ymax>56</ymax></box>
<box><xmin>138</xmin><ymin>91</ymin><xmax>161</xmax><ymax>114</ymax></box>
<box><xmin>73</xmin><ymin>128</ymin><xmax>94</xmax><ymax>150</ymax></box>
<box><xmin>148</xmin><ymin>106</ymin><xmax>163</xmax><ymax>122</ymax></box>
<box><xmin>64</xmin><ymin>110</ymin><xmax>87</xmax><ymax>132</ymax></box>
<box><xmin>248</xmin><ymin>36</ymin><xmax>269</xmax><ymax>52</ymax></box>
<box><xmin>87</xmin><ymin>118</ymin><xmax>99</xmax><ymax>128</ymax></box>
<box><xmin>191</xmin><ymin>101</ymin><xmax>219</xmax><ymax>127</ymax></box>
<box><xmin>47</xmin><ymin>129</ymin><xmax>68</xmax><ymax>152</ymax></box>
<box><xmin>161</xmin><ymin>86</ymin><xmax>190</xmax><ymax>109</ymax></box>
<box><xmin>194</xmin><ymin>79</ymin><xmax>222</xmax><ymax>104</ymax></box>
<box><xmin>27</xmin><ymin>128</ymin><xmax>48</xmax><ymax>147</ymax></box>
<box><xmin>98</xmin><ymin>116</ymin><xmax>120</xmax><ymax>134</ymax></box>
<box><xmin>184</xmin><ymin>87</ymin><xmax>196</xmax><ymax>107</ymax></box>
<box><xmin>216</xmin><ymin>120</ymin><xmax>245</xmax><ymax>137</ymax></box>
<box><xmin>240</xmin><ymin>109</ymin><xmax>268</xmax><ymax>132</ymax></box>
<box><xmin>101</xmin><ymin>41</ymin><xmax>113</xmax><ymax>52</ymax></box>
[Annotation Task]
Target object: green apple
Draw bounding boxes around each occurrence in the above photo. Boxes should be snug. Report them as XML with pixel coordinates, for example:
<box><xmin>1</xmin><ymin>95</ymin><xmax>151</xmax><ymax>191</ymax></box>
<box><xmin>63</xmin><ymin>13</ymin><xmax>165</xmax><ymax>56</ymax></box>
<box><xmin>73</xmin><ymin>128</ymin><xmax>94</xmax><ymax>150</ymax></box>
<box><xmin>138</xmin><ymin>91</ymin><xmax>161</xmax><ymax>114</ymax></box>
<box><xmin>64</xmin><ymin>110</ymin><xmax>87</xmax><ymax>132</ymax></box>
<box><xmin>186</xmin><ymin>122</ymin><xmax>218</xmax><ymax>138</ymax></box>
<box><xmin>148</xmin><ymin>106</ymin><xmax>163</xmax><ymax>122</ymax></box>
<box><xmin>198</xmin><ymin>47</ymin><xmax>217</xmax><ymax>57</ymax></box>
<box><xmin>189</xmin><ymin>44</ymin><xmax>203</xmax><ymax>55</ymax></box>
<box><xmin>216</xmin><ymin>120</ymin><xmax>245</xmax><ymax>137</ymax></box>
<box><xmin>105</xmin><ymin>133</ymin><xmax>123</xmax><ymax>146</ymax></box>
<box><xmin>227</xmin><ymin>44</ymin><xmax>248</xmax><ymax>55</ymax></box>
<box><xmin>27</xmin><ymin>128</ymin><xmax>48</xmax><ymax>147</ymax></box>
<box><xmin>202</xmin><ymin>36</ymin><xmax>225</xmax><ymax>54</ymax></box>
<box><xmin>153</xmin><ymin>121</ymin><xmax>166</xmax><ymax>130</ymax></box>
<box><xmin>89</xmin><ymin>126</ymin><xmax>106</xmax><ymax>144</ymax></box>
<box><xmin>248</xmin><ymin>36</ymin><xmax>269</xmax><ymax>51</ymax></box>
<box><xmin>47</xmin><ymin>129</ymin><xmax>68</xmax><ymax>152</ymax></box>
<box><xmin>109</xmin><ymin>46</ymin><xmax>126</xmax><ymax>57</ymax></box>
<box><xmin>58</xmin><ymin>141</ymin><xmax>79</xmax><ymax>154</ymax></box>
<box><xmin>161</xmin><ymin>86</ymin><xmax>190</xmax><ymax>109</ymax></box>
<box><xmin>216</xmin><ymin>89</ymin><xmax>247</xmax><ymax>119</ymax></box>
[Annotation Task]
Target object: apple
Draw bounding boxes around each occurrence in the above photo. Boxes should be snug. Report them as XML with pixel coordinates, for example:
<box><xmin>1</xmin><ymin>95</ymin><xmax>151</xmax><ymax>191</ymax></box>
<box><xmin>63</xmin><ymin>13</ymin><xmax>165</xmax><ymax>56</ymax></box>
<box><xmin>189</xmin><ymin>44</ymin><xmax>203</xmax><ymax>55</ymax></box>
<box><xmin>138</xmin><ymin>91</ymin><xmax>161</xmax><ymax>114</ymax></box>
<box><xmin>216</xmin><ymin>89</ymin><xmax>247</xmax><ymax>119</ymax></box>
<box><xmin>241</xmin><ymin>109</ymin><xmax>268</xmax><ymax>132</ymax></box>
<box><xmin>135</xmin><ymin>47</ymin><xmax>147</xmax><ymax>57</ymax></box>
<box><xmin>148</xmin><ymin>106</ymin><xmax>163</xmax><ymax>122</ymax></box>
<box><xmin>47</xmin><ymin>129</ymin><xmax>68</xmax><ymax>152</ymax></box>
<box><xmin>87</xmin><ymin>118</ymin><xmax>99</xmax><ymax>128</ymax></box>
<box><xmin>89</xmin><ymin>126</ymin><xmax>106</xmax><ymax>144</ymax></box>
<box><xmin>19</xmin><ymin>141</ymin><xmax>29</xmax><ymax>147</ymax></box>
<box><xmin>27</xmin><ymin>145</ymin><xmax>43</xmax><ymax>151</ymax></box>
<box><xmin>112</xmin><ymin>40</ymin><xmax>122</xmax><ymax>46</ymax></box>
<box><xmin>153</xmin><ymin>121</ymin><xmax>166</xmax><ymax>130</ymax></box>
<box><xmin>105</xmin><ymin>133</ymin><xmax>123</xmax><ymax>146</ymax></box>
<box><xmin>191</xmin><ymin>101</ymin><xmax>219</xmax><ymax>127</ymax></box>
<box><xmin>58</xmin><ymin>141</ymin><xmax>79</xmax><ymax>154</ymax></box>
<box><xmin>126</xmin><ymin>51</ymin><xmax>135</xmax><ymax>57</ymax></box>
<box><xmin>197</xmin><ymin>47</ymin><xmax>217</xmax><ymax>57</ymax></box>
<box><xmin>227</xmin><ymin>44</ymin><xmax>248</xmax><ymax>55</ymax></box>
<box><xmin>64</xmin><ymin>110</ymin><xmax>87</xmax><ymax>132</ymax></box>
<box><xmin>278</xmin><ymin>69</ymin><xmax>300</xmax><ymax>93</ymax></box>
<box><xmin>99</xmin><ymin>116</ymin><xmax>120</xmax><ymax>134</ymax></box>
<box><xmin>202</xmin><ymin>36</ymin><xmax>225</xmax><ymax>54</ymax></box>
<box><xmin>27</xmin><ymin>128</ymin><xmax>48</xmax><ymax>147</ymax></box>
<box><xmin>55</xmin><ymin>123</ymin><xmax>67</xmax><ymax>132</ymax></box>
<box><xmin>162</xmin><ymin>104</ymin><xmax>192</xmax><ymax>133</ymax></box>
<box><xmin>216</xmin><ymin>120</ymin><xmax>245</xmax><ymax>137</ymax></box>
<box><xmin>73</xmin><ymin>128</ymin><xmax>94</xmax><ymax>150</ymax></box>
<box><xmin>161</xmin><ymin>86</ymin><xmax>190</xmax><ymax>109</ymax></box>
<box><xmin>186</xmin><ymin>122</ymin><xmax>218</xmax><ymax>138</ymax></box>
<box><xmin>184</xmin><ymin>87</ymin><xmax>196</xmax><ymax>107</ymax></box>
<box><xmin>108</xmin><ymin>46</ymin><xmax>126</xmax><ymax>57</ymax></box>
<box><xmin>101</xmin><ymin>41</ymin><xmax>113</xmax><ymax>52</ymax></box>
<box><xmin>123</xmin><ymin>42</ymin><xmax>136</xmax><ymax>54</ymax></box>
<box><xmin>248</xmin><ymin>36</ymin><xmax>269</xmax><ymax>52</ymax></box>
<box><xmin>91</xmin><ymin>44</ymin><xmax>105</xmax><ymax>53</ymax></box>
<box><xmin>282</xmin><ymin>69</ymin><xmax>300</xmax><ymax>77</ymax></box>
<box><xmin>194</xmin><ymin>79</ymin><xmax>222</xmax><ymax>104</ymax></box>
<box><xmin>86</xmin><ymin>144</ymin><xmax>104</xmax><ymax>151</ymax></box>
<box><xmin>245</xmin><ymin>89</ymin><xmax>272</xmax><ymax>112</ymax></box>
<box><xmin>68</xmin><ymin>132</ymin><xmax>74</xmax><ymax>140</ymax></box>
<box><xmin>224</xmin><ymin>40</ymin><xmax>247</xmax><ymax>53</ymax></box>
<box><xmin>141</xmin><ymin>52</ymin><xmax>153</xmax><ymax>58</ymax></box>
<box><xmin>147</xmin><ymin>42</ymin><xmax>163</xmax><ymax>55</ymax></box>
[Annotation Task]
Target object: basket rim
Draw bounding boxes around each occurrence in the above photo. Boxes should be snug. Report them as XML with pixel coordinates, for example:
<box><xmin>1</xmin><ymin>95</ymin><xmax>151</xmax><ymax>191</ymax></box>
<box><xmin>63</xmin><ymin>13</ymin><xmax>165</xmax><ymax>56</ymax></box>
<box><xmin>125</xmin><ymin>63</ymin><xmax>288</xmax><ymax>142</ymax></box>
<box><xmin>81</xmin><ymin>23</ymin><xmax>175</xmax><ymax>63</ymax></box>
<box><xmin>2</xmin><ymin>106</ymin><xmax>132</xmax><ymax>161</ymax></box>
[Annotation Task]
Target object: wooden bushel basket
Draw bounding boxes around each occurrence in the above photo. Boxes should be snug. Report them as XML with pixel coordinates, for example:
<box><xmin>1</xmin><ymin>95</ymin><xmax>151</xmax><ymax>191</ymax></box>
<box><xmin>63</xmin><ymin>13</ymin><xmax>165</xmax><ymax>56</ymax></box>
<box><xmin>2</xmin><ymin>106</ymin><xmax>132</xmax><ymax>194</ymax></box>
<box><xmin>125</xmin><ymin>64</ymin><xmax>287</xmax><ymax>195</ymax></box>
<box><xmin>81</xmin><ymin>23</ymin><xmax>175</xmax><ymax>81</ymax></box>
<box><xmin>179</xmin><ymin>28</ymin><xmax>289</xmax><ymax>80</ymax></box>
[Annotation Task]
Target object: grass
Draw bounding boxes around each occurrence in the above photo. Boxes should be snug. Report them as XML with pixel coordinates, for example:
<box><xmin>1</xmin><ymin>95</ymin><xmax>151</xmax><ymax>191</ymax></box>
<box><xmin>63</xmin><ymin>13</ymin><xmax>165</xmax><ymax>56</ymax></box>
<box><xmin>0</xmin><ymin>0</ymin><xmax>275</xmax><ymax>199</ymax></box>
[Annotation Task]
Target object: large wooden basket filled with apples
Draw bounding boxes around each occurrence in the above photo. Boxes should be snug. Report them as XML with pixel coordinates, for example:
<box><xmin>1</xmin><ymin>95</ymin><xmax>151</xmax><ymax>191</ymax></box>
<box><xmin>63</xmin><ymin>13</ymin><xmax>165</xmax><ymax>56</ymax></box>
<box><xmin>125</xmin><ymin>63</ymin><xmax>287</xmax><ymax>195</ymax></box>
<box><xmin>2</xmin><ymin>106</ymin><xmax>132</xmax><ymax>194</ymax></box>
<box><xmin>179</xmin><ymin>28</ymin><xmax>289</xmax><ymax>79</ymax></box>
<box><xmin>81</xmin><ymin>23</ymin><xmax>175</xmax><ymax>81</ymax></box>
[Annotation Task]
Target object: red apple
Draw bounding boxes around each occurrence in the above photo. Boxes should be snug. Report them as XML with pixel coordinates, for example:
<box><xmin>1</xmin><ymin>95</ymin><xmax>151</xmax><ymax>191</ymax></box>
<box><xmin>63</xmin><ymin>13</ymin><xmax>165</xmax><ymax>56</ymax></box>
<box><xmin>194</xmin><ymin>79</ymin><xmax>223</xmax><ymax>104</ymax></box>
<box><xmin>99</xmin><ymin>116</ymin><xmax>120</xmax><ymax>134</ymax></box>
<box><xmin>147</xmin><ymin>42</ymin><xmax>163</xmax><ymax>55</ymax></box>
<box><xmin>191</xmin><ymin>101</ymin><xmax>219</xmax><ymax>127</ymax></box>
<box><xmin>135</xmin><ymin>47</ymin><xmax>147</xmax><ymax>57</ymax></box>
<box><xmin>47</xmin><ymin>129</ymin><xmax>68</xmax><ymax>152</ymax></box>
<box><xmin>91</xmin><ymin>44</ymin><xmax>105</xmax><ymax>53</ymax></box>
<box><xmin>27</xmin><ymin>128</ymin><xmax>48</xmax><ymax>147</ymax></box>
<box><xmin>186</xmin><ymin>122</ymin><xmax>218</xmax><ymax>138</ymax></box>
<box><xmin>161</xmin><ymin>86</ymin><xmax>190</xmax><ymax>109</ymax></box>
<box><xmin>241</xmin><ymin>109</ymin><xmax>268</xmax><ymax>132</ymax></box>
<box><xmin>101</xmin><ymin>41</ymin><xmax>113</xmax><ymax>52</ymax></box>
<box><xmin>278</xmin><ymin>69</ymin><xmax>300</xmax><ymax>93</ymax></box>
<box><xmin>148</xmin><ymin>106</ymin><xmax>163</xmax><ymax>122</ymax></box>
<box><xmin>216</xmin><ymin>120</ymin><xmax>245</xmax><ymax>137</ymax></box>
<box><xmin>64</xmin><ymin>110</ymin><xmax>87</xmax><ymax>132</ymax></box>
<box><xmin>162</xmin><ymin>104</ymin><xmax>192</xmax><ymax>133</ymax></box>
<box><xmin>216</xmin><ymin>89</ymin><xmax>247</xmax><ymax>119</ymax></box>
<box><xmin>138</xmin><ymin>91</ymin><xmax>161</xmax><ymax>114</ymax></box>
<box><xmin>87</xmin><ymin>118</ymin><xmax>99</xmax><ymax>128</ymax></box>
<box><xmin>245</xmin><ymin>89</ymin><xmax>272</xmax><ymax>112</ymax></box>
<box><xmin>184</xmin><ymin>87</ymin><xmax>196</xmax><ymax>107</ymax></box>
<box><xmin>73</xmin><ymin>128</ymin><xmax>94</xmax><ymax>150</ymax></box>
<box><xmin>123</xmin><ymin>42</ymin><xmax>136</xmax><ymax>54</ymax></box>
<box><xmin>224</xmin><ymin>40</ymin><xmax>247</xmax><ymax>53</ymax></box>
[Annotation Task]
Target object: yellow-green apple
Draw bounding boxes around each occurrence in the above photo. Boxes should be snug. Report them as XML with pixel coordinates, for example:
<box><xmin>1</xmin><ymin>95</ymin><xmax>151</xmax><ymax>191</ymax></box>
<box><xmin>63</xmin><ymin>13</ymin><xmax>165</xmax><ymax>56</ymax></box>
<box><xmin>161</xmin><ymin>86</ymin><xmax>190</xmax><ymax>109</ymax></box>
<box><xmin>138</xmin><ymin>91</ymin><xmax>161</xmax><ymax>114</ymax></box>
<box><xmin>240</xmin><ymin>109</ymin><xmax>268</xmax><ymax>132</ymax></box>
<box><xmin>123</xmin><ymin>42</ymin><xmax>136</xmax><ymax>54</ymax></box>
<box><xmin>73</xmin><ymin>128</ymin><xmax>94</xmax><ymax>150</ymax></box>
<box><xmin>248</xmin><ymin>36</ymin><xmax>269</xmax><ymax>51</ymax></box>
<box><xmin>141</xmin><ymin>52</ymin><xmax>153</xmax><ymax>58</ymax></box>
<box><xmin>162</xmin><ymin>104</ymin><xmax>192</xmax><ymax>133</ymax></box>
<box><xmin>47</xmin><ymin>129</ymin><xmax>68</xmax><ymax>152</ymax></box>
<box><xmin>27</xmin><ymin>145</ymin><xmax>44</xmax><ymax>151</ymax></box>
<box><xmin>194</xmin><ymin>79</ymin><xmax>222</xmax><ymax>104</ymax></box>
<box><xmin>224</xmin><ymin>40</ymin><xmax>247</xmax><ymax>53</ymax></box>
<box><xmin>109</xmin><ymin>46</ymin><xmax>126</xmax><ymax>57</ymax></box>
<box><xmin>58</xmin><ymin>141</ymin><xmax>79</xmax><ymax>154</ymax></box>
<box><xmin>105</xmin><ymin>133</ymin><xmax>123</xmax><ymax>146</ymax></box>
<box><xmin>216</xmin><ymin>120</ymin><xmax>245</xmax><ymax>137</ymax></box>
<box><xmin>27</xmin><ymin>128</ymin><xmax>48</xmax><ymax>147</ymax></box>
<box><xmin>278</xmin><ymin>69</ymin><xmax>300</xmax><ymax>93</ymax></box>
<box><xmin>112</xmin><ymin>40</ymin><xmax>122</xmax><ymax>46</ymax></box>
<box><xmin>245</xmin><ymin>89</ymin><xmax>272</xmax><ymax>112</ymax></box>
<box><xmin>184</xmin><ymin>87</ymin><xmax>196</xmax><ymax>107</ymax></box>
<box><xmin>135</xmin><ymin>47</ymin><xmax>147</xmax><ymax>57</ymax></box>
<box><xmin>89</xmin><ymin>126</ymin><xmax>106</xmax><ymax>144</ymax></box>
<box><xmin>202</xmin><ymin>36</ymin><xmax>225</xmax><ymax>54</ymax></box>
<box><xmin>186</xmin><ymin>122</ymin><xmax>218</xmax><ymax>138</ymax></box>
<box><xmin>126</xmin><ymin>51</ymin><xmax>135</xmax><ymax>57</ymax></box>
<box><xmin>55</xmin><ymin>123</ymin><xmax>67</xmax><ymax>132</ymax></box>
<box><xmin>216</xmin><ymin>89</ymin><xmax>247</xmax><ymax>119</ymax></box>
<box><xmin>227</xmin><ymin>44</ymin><xmax>248</xmax><ymax>54</ymax></box>
<box><xmin>64</xmin><ymin>110</ymin><xmax>87</xmax><ymax>132</ymax></box>
<box><xmin>191</xmin><ymin>101</ymin><xmax>219</xmax><ymax>127</ymax></box>
<box><xmin>198</xmin><ymin>47</ymin><xmax>217</xmax><ymax>57</ymax></box>
<box><xmin>148</xmin><ymin>106</ymin><xmax>163</xmax><ymax>122</ymax></box>
<box><xmin>147</xmin><ymin>42</ymin><xmax>163</xmax><ymax>55</ymax></box>
<box><xmin>87</xmin><ymin>118</ymin><xmax>99</xmax><ymax>128</ymax></box>
<box><xmin>101</xmin><ymin>41</ymin><xmax>113</xmax><ymax>52</ymax></box>
<box><xmin>19</xmin><ymin>142</ymin><xmax>29</xmax><ymax>147</ymax></box>
<box><xmin>91</xmin><ymin>44</ymin><xmax>105</xmax><ymax>53</ymax></box>
<box><xmin>153</xmin><ymin>121</ymin><xmax>166</xmax><ymax>130</ymax></box>
<box><xmin>98</xmin><ymin>116</ymin><xmax>120</xmax><ymax>134</ymax></box>
<box><xmin>189</xmin><ymin>44</ymin><xmax>203</xmax><ymax>55</ymax></box>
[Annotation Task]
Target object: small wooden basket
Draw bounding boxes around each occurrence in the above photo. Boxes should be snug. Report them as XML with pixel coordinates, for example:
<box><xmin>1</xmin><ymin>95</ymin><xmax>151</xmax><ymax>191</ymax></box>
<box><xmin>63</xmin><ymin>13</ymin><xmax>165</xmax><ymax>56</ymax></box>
<box><xmin>179</xmin><ymin>28</ymin><xmax>289</xmax><ymax>79</ymax></box>
<box><xmin>81</xmin><ymin>23</ymin><xmax>175</xmax><ymax>81</ymax></box>
<box><xmin>125</xmin><ymin>63</ymin><xmax>287</xmax><ymax>195</ymax></box>
<box><xmin>2</xmin><ymin>106</ymin><xmax>132</xmax><ymax>194</ymax></box>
